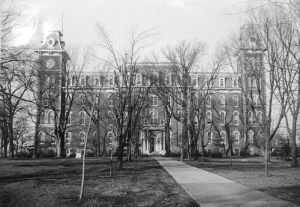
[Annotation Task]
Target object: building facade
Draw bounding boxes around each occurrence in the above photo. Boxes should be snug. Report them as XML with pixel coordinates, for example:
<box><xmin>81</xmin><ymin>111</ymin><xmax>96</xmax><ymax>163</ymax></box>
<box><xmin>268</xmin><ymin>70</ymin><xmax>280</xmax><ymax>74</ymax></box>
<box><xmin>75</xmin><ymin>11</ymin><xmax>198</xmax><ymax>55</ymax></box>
<box><xmin>35</xmin><ymin>28</ymin><xmax>266</xmax><ymax>158</ymax></box>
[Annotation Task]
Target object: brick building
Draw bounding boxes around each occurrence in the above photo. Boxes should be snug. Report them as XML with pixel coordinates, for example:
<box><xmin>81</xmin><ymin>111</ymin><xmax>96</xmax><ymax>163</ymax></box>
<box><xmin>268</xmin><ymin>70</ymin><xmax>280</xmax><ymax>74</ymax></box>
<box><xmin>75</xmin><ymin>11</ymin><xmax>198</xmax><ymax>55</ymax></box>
<box><xmin>35</xmin><ymin>28</ymin><xmax>266</xmax><ymax>158</ymax></box>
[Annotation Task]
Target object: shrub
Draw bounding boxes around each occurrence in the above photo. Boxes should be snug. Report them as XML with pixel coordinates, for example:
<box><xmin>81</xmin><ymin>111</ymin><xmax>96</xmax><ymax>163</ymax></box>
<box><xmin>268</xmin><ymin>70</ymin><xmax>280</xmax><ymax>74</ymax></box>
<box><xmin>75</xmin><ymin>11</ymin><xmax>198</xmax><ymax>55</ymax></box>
<box><xmin>240</xmin><ymin>150</ymin><xmax>250</xmax><ymax>157</ymax></box>
<box><xmin>210</xmin><ymin>151</ymin><xmax>222</xmax><ymax>158</ymax></box>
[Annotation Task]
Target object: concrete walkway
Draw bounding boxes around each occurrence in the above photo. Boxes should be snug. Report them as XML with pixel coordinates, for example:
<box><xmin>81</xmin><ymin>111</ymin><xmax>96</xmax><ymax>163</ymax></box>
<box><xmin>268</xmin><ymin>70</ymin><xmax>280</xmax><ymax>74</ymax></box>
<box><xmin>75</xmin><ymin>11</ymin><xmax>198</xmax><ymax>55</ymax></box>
<box><xmin>153</xmin><ymin>156</ymin><xmax>299</xmax><ymax>207</ymax></box>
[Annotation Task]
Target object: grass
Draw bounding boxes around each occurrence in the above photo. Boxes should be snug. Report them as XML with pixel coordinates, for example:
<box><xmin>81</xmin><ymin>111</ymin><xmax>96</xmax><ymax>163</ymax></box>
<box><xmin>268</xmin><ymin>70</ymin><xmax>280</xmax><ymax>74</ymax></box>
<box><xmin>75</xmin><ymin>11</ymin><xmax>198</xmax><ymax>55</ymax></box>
<box><xmin>0</xmin><ymin>157</ymin><xmax>199</xmax><ymax>207</ymax></box>
<box><xmin>184</xmin><ymin>157</ymin><xmax>300</xmax><ymax>206</ymax></box>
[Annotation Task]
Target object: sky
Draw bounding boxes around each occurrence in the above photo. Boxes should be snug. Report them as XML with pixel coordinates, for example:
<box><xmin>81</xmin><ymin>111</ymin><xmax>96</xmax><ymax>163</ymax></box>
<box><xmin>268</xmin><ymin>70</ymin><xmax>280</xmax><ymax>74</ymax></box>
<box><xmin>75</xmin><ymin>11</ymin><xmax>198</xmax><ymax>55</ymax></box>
<box><xmin>11</xmin><ymin>0</ymin><xmax>250</xmax><ymax>55</ymax></box>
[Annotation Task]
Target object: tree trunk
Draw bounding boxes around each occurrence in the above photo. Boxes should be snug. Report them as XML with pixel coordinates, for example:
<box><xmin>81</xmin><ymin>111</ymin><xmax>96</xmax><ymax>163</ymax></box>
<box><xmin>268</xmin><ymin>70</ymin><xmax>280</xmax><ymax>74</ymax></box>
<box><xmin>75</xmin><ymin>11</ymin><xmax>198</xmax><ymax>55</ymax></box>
<box><xmin>32</xmin><ymin>115</ymin><xmax>40</xmax><ymax>158</ymax></box>
<box><xmin>59</xmin><ymin>131</ymin><xmax>66</xmax><ymax>158</ymax></box>
<box><xmin>97</xmin><ymin>127</ymin><xmax>101</xmax><ymax>157</ymax></box>
<box><xmin>116</xmin><ymin>144</ymin><xmax>124</xmax><ymax>169</ymax></box>
<box><xmin>102</xmin><ymin>134</ymin><xmax>106</xmax><ymax>157</ymax></box>
<box><xmin>56</xmin><ymin>138</ymin><xmax>61</xmax><ymax>157</ymax></box>
<box><xmin>165</xmin><ymin>119</ymin><xmax>171</xmax><ymax>157</ymax></box>
<box><xmin>8</xmin><ymin>115</ymin><xmax>14</xmax><ymax>158</ymax></box>
<box><xmin>3</xmin><ymin>120</ymin><xmax>8</xmax><ymax>158</ymax></box>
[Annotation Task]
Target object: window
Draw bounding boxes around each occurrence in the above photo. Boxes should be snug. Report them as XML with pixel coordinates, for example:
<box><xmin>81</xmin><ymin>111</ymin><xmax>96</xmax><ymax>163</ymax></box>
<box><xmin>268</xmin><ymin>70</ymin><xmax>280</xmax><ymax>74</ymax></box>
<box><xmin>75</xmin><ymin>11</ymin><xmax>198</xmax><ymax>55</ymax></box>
<box><xmin>257</xmin><ymin>95</ymin><xmax>261</xmax><ymax>106</ymax></box>
<box><xmin>207</xmin><ymin>132</ymin><xmax>213</xmax><ymax>143</ymax></box>
<box><xmin>232</xmin><ymin>111</ymin><xmax>238</xmax><ymax>125</ymax></box>
<box><xmin>79</xmin><ymin>111</ymin><xmax>85</xmax><ymax>125</ymax></box>
<box><xmin>249</xmin><ymin>78</ymin><xmax>257</xmax><ymax>89</ymax></box>
<box><xmin>219</xmin><ymin>77</ymin><xmax>225</xmax><ymax>87</ymax></box>
<box><xmin>66</xmin><ymin>132</ymin><xmax>71</xmax><ymax>144</ymax></box>
<box><xmin>232</xmin><ymin>78</ymin><xmax>238</xmax><ymax>87</ymax></box>
<box><xmin>248</xmin><ymin>130</ymin><xmax>254</xmax><ymax>143</ymax></box>
<box><xmin>220</xmin><ymin>131</ymin><xmax>226</xmax><ymax>143</ymax></box>
<box><xmin>248</xmin><ymin>111</ymin><xmax>253</xmax><ymax>124</ymax></box>
<box><xmin>80</xmin><ymin>132</ymin><xmax>86</xmax><ymax>144</ymax></box>
<box><xmin>220</xmin><ymin>111</ymin><xmax>225</xmax><ymax>125</ymax></box>
<box><xmin>206</xmin><ymin>111</ymin><xmax>212</xmax><ymax>124</ymax></box>
<box><xmin>67</xmin><ymin>77</ymin><xmax>72</xmax><ymax>86</ymax></box>
<box><xmin>233</xmin><ymin>95</ymin><xmax>238</xmax><ymax>107</ymax></box>
<box><xmin>192</xmin><ymin>77</ymin><xmax>197</xmax><ymax>87</ymax></box>
<box><xmin>150</xmin><ymin>109</ymin><xmax>158</xmax><ymax>124</ymax></box>
<box><xmin>206</xmin><ymin>78</ymin><xmax>212</xmax><ymax>87</ymax></box>
<box><xmin>206</xmin><ymin>95</ymin><xmax>211</xmax><ymax>107</ymax></box>
<box><xmin>39</xmin><ymin>132</ymin><xmax>45</xmax><ymax>144</ymax></box>
<box><xmin>165</xmin><ymin>74</ymin><xmax>171</xmax><ymax>85</ymax></box>
<box><xmin>252</xmin><ymin>94</ymin><xmax>258</xmax><ymax>106</ymax></box>
<box><xmin>167</xmin><ymin>95</ymin><xmax>171</xmax><ymax>105</ymax></box>
<box><xmin>150</xmin><ymin>95</ymin><xmax>158</xmax><ymax>106</ymax></box>
<box><xmin>136</xmin><ymin>74</ymin><xmax>142</xmax><ymax>85</ymax></box>
<box><xmin>50</xmin><ymin>132</ymin><xmax>56</xmax><ymax>144</ymax></box>
<box><xmin>108</xmin><ymin>94</ymin><xmax>114</xmax><ymax>107</ymax></box>
<box><xmin>235</xmin><ymin>148</ymin><xmax>240</xmax><ymax>156</ymax></box>
<box><xmin>66</xmin><ymin>111</ymin><xmax>72</xmax><ymax>125</ymax></box>
<box><xmin>234</xmin><ymin>131</ymin><xmax>240</xmax><ymax>143</ymax></box>
<box><xmin>109</xmin><ymin>75</ymin><xmax>114</xmax><ymax>86</ymax></box>
<box><xmin>80</xmin><ymin>94</ymin><xmax>85</xmax><ymax>105</ymax></box>
<box><xmin>108</xmin><ymin>132</ymin><xmax>113</xmax><ymax>144</ymax></box>
<box><xmin>220</xmin><ymin>95</ymin><xmax>225</xmax><ymax>107</ymax></box>
<box><xmin>48</xmin><ymin>111</ymin><xmax>54</xmax><ymax>124</ymax></box>
<box><xmin>179</xmin><ymin>131</ymin><xmax>182</xmax><ymax>142</ymax></box>
<box><xmin>256</xmin><ymin>111</ymin><xmax>262</xmax><ymax>124</ymax></box>
<box><xmin>95</xmin><ymin>77</ymin><xmax>100</xmax><ymax>86</ymax></box>
<box><xmin>80</xmin><ymin>77</ymin><xmax>85</xmax><ymax>86</ymax></box>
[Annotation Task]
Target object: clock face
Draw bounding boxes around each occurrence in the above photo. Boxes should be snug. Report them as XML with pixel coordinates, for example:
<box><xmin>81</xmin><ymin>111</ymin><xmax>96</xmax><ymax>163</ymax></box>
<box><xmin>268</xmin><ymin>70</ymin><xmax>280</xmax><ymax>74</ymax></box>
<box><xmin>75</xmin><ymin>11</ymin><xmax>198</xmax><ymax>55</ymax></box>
<box><xmin>46</xmin><ymin>58</ymin><xmax>55</xmax><ymax>69</ymax></box>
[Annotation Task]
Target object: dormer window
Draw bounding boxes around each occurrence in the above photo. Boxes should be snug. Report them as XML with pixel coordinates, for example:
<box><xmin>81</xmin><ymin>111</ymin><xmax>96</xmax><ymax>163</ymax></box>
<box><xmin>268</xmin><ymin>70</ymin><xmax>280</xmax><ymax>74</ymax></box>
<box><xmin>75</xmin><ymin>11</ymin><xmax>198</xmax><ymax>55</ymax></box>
<box><xmin>136</xmin><ymin>74</ymin><xmax>142</xmax><ymax>86</ymax></box>
<box><xmin>219</xmin><ymin>77</ymin><xmax>225</xmax><ymax>87</ymax></box>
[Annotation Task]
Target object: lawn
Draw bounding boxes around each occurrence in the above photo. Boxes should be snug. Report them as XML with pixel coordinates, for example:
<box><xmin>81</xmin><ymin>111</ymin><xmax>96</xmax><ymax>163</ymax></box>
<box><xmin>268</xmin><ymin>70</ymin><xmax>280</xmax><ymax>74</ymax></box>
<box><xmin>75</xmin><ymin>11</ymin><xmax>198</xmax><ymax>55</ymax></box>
<box><xmin>0</xmin><ymin>157</ymin><xmax>199</xmax><ymax>207</ymax></box>
<box><xmin>184</xmin><ymin>157</ymin><xmax>300</xmax><ymax>206</ymax></box>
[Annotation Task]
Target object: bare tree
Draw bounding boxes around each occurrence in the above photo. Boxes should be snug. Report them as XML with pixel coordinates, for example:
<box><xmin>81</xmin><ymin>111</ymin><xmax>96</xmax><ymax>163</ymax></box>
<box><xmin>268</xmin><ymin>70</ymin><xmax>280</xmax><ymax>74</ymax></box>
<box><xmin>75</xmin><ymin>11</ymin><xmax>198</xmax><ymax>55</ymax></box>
<box><xmin>162</xmin><ymin>40</ymin><xmax>207</xmax><ymax>161</ymax></box>
<box><xmin>94</xmin><ymin>24</ymin><xmax>158</xmax><ymax>169</ymax></box>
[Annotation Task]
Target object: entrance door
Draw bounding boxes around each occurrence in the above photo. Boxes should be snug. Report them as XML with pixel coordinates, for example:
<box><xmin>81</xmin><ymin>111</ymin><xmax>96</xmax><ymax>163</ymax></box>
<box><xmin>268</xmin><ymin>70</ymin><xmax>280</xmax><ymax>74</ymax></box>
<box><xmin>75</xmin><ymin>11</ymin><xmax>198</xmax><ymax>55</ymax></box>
<box><xmin>150</xmin><ymin>138</ymin><xmax>154</xmax><ymax>152</ymax></box>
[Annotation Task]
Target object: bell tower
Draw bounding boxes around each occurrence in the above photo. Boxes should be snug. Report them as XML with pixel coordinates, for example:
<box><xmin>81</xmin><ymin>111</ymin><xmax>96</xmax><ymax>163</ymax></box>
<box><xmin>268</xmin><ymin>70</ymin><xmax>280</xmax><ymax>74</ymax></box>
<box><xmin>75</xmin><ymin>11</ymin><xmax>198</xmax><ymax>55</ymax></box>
<box><xmin>34</xmin><ymin>31</ymin><xmax>70</xmax><ymax>157</ymax></box>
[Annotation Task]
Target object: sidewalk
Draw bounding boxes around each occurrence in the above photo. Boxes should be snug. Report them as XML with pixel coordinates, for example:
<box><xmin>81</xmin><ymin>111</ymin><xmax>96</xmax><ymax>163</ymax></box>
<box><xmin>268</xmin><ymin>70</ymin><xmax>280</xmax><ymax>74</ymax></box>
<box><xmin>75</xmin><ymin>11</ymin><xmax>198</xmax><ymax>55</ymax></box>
<box><xmin>153</xmin><ymin>156</ymin><xmax>299</xmax><ymax>207</ymax></box>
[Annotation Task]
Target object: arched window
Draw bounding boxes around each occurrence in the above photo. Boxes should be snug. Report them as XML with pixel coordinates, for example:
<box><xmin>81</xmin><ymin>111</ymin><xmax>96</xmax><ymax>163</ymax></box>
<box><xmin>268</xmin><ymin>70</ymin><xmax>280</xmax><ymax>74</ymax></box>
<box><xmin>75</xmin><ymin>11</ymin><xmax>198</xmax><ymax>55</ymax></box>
<box><xmin>79</xmin><ymin>111</ymin><xmax>85</xmax><ymax>125</ymax></box>
<box><xmin>178</xmin><ymin>131</ymin><xmax>182</xmax><ymax>142</ymax></box>
<box><xmin>248</xmin><ymin>130</ymin><xmax>254</xmax><ymax>143</ymax></box>
<box><xmin>136</xmin><ymin>74</ymin><xmax>142</xmax><ymax>85</ymax></box>
<box><xmin>165</xmin><ymin>74</ymin><xmax>171</xmax><ymax>85</ymax></box>
<box><xmin>80</xmin><ymin>94</ymin><xmax>85</xmax><ymax>105</ymax></box>
<box><xmin>233</xmin><ymin>111</ymin><xmax>239</xmax><ymax>125</ymax></box>
<box><xmin>207</xmin><ymin>131</ymin><xmax>213</xmax><ymax>143</ymax></box>
<box><xmin>252</xmin><ymin>94</ymin><xmax>258</xmax><ymax>106</ymax></box>
<box><xmin>192</xmin><ymin>76</ymin><xmax>197</xmax><ymax>86</ymax></box>
<box><xmin>48</xmin><ymin>111</ymin><xmax>54</xmax><ymax>124</ymax></box>
<box><xmin>232</xmin><ymin>78</ymin><xmax>238</xmax><ymax>87</ymax></box>
<box><xmin>50</xmin><ymin>131</ymin><xmax>56</xmax><ymax>144</ymax></box>
<box><xmin>150</xmin><ymin>109</ymin><xmax>158</xmax><ymax>124</ymax></box>
<box><xmin>234</xmin><ymin>131</ymin><xmax>240</xmax><ymax>143</ymax></box>
<box><xmin>66</xmin><ymin>111</ymin><xmax>72</xmax><ymax>125</ymax></box>
<box><xmin>220</xmin><ymin>95</ymin><xmax>225</xmax><ymax>107</ymax></box>
<box><xmin>66</xmin><ymin>132</ymin><xmax>71</xmax><ymax>144</ymax></box>
<box><xmin>80</xmin><ymin>132</ymin><xmax>86</xmax><ymax>144</ymax></box>
<box><xmin>256</xmin><ymin>111</ymin><xmax>262</xmax><ymax>124</ymax></box>
<box><xmin>108</xmin><ymin>132</ymin><xmax>113</xmax><ymax>144</ymax></box>
<box><xmin>150</xmin><ymin>95</ymin><xmax>158</xmax><ymax>106</ymax></box>
<box><xmin>248</xmin><ymin>111</ymin><xmax>253</xmax><ymax>124</ymax></box>
<box><xmin>206</xmin><ymin>111</ymin><xmax>212</xmax><ymax>124</ymax></box>
<box><xmin>95</xmin><ymin>77</ymin><xmax>100</xmax><ymax>86</ymax></box>
<box><xmin>233</xmin><ymin>95</ymin><xmax>238</xmax><ymax>107</ymax></box>
<box><xmin>108</xmin><ymin>94</ymin><xmax>114</xmax><ymax>107</ymax></box>
<box><xmin>206</xmin><ymin>95</ymin><xmax>211</xmax><ymax>107</ymax></box>
<box><xmin>39</xmin><ymin>132</ymin><xmax>45</xmax><ymax>144</ymax></box>
<box><xmin>80</xmin><ymin>77</ymin><xmax>85</xmax><ymax>86</ymax></box>
<box><xmin>220</xmin><ymin>111</ymin><xmax>226</xmax><ymax>125</ymax></box>
<box><xmin>220</xmin><ymin>131</ymin><xmax>226</xmax><ymax>143</ymax></box>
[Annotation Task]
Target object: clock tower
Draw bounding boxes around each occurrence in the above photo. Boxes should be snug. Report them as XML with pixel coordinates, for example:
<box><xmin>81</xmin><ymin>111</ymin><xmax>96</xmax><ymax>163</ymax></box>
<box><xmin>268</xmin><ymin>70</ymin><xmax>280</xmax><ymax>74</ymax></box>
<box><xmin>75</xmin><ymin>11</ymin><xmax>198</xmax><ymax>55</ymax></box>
<box><xmin>35</xmin><ymin>31</ymin><xmax>70</xmax><ymax>157</ymax></box>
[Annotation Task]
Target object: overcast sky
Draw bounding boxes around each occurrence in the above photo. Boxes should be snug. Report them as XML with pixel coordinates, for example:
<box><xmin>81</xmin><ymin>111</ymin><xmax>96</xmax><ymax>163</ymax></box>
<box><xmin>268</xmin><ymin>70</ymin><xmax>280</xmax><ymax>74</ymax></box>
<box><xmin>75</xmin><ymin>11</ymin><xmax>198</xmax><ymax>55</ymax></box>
<box><xmin>13</xmin><ymin>0</ymin><xmax>250</xmax><ymax>55</ymax></box>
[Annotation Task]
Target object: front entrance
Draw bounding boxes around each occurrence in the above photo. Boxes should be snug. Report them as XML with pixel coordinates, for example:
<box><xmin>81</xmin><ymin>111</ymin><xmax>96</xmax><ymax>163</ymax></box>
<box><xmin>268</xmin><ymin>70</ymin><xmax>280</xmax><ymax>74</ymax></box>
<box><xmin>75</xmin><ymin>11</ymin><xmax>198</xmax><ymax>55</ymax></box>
<box><xmin>150</xmin><ymin>138</ymin><xmax>155</xmax><ymax>152</ymax></box>
<box><xmin>149</xmin><ymin>132</ymin><xmax>158</xmax><ymax>153</ymax></box>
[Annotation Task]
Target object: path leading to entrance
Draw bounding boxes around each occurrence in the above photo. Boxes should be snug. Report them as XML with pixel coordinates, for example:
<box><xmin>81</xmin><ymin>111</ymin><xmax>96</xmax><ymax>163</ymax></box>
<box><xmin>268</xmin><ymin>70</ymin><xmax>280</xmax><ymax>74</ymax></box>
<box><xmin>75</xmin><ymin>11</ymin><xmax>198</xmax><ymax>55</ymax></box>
<box><xmin>153</xmin><ymin>156</ymin><xmax>299</xmax><ymax>207</ymax></box>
